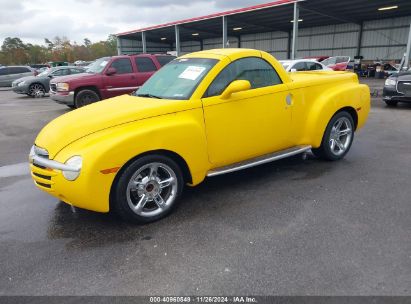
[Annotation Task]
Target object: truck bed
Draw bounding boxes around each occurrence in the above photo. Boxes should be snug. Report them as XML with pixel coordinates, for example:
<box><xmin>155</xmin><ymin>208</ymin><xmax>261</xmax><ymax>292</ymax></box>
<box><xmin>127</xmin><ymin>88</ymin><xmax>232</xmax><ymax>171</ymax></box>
<box><xmin>288</xmin><ymin>71</ymin><xmax>358</xmax><ymax>89</ymax></box>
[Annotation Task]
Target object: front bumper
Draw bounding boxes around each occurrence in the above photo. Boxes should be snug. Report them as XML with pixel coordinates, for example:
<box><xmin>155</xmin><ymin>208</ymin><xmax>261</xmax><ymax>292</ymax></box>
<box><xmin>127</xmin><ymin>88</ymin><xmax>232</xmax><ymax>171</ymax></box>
<box><xmin>29</xmin><ymin>145</ymin><xmax>112</xmax><ymax>213</ymax></box>
<box><xmin>12</xmin><ymin>83</ymin><xmax>29</xmax><ymax>94</ymax></box>
<box><xmin>383</xmin><ymin>86</ymin><xmax>411</xmax><ymax>103</ymax></box>
<box><xmin>50</xmin><ymin>90</ymin><xmax>75</xmax><ymax>105</ymax></box>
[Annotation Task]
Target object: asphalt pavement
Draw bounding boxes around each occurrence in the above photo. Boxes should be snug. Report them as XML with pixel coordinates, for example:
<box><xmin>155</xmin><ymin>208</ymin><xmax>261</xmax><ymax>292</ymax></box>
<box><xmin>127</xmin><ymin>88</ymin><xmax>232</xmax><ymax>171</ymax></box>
<box><xmin>0</xmin><ymin>80</ymin><xmax>410</xmax><ymax>295</ymax></box>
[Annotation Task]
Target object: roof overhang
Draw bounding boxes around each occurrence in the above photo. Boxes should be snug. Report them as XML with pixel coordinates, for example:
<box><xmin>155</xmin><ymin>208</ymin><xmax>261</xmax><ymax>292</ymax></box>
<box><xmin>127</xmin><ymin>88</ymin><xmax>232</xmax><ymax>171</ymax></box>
<box><xmin>117</xmin><ymin>0</ymin><xmax>411</xmax><ymax>43</ymax></box>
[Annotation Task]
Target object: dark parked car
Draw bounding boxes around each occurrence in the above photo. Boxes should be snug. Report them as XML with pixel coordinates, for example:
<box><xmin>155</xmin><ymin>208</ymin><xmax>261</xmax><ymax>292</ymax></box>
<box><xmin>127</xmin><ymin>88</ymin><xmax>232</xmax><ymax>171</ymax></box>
<box><xmin>383</xmin><ymin>70</ymin><xmax>411</xmax><ymax>106</ymax></box>
<box><xmin>11</xmin><ymin>66</ymin><xmax>85</xmax><ymax>97</ymax></box>
<box><xmin>0</xmin><ymin>66</ymin><xmax>36</xmax><ymax>87</ymax></box>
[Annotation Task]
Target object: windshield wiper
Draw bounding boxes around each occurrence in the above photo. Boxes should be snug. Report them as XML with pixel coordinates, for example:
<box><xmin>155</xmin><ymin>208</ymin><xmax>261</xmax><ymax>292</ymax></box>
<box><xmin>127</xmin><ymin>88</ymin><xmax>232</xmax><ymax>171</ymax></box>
<box><xmin>136</xmin><ymin>93</ymin><xmax>162</xmax><ymax>99</ymax></box>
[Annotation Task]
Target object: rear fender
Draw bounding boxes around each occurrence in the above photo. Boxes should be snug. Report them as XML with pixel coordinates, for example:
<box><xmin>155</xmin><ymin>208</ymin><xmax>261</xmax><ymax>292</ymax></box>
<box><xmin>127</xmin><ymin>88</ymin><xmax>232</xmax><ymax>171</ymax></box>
<box><xmin>303</xmin><ymin>83</ymin><xmax>370</xmax><ymax>147</ymax></box>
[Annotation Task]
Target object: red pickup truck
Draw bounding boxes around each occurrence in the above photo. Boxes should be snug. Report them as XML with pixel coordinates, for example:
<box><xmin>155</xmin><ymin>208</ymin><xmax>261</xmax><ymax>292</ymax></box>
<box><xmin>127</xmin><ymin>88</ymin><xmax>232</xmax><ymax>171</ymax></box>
<box><xmin>49</xmin><ymin>54</ymin><xmax>175</xmax><ymax>108</ymax></box>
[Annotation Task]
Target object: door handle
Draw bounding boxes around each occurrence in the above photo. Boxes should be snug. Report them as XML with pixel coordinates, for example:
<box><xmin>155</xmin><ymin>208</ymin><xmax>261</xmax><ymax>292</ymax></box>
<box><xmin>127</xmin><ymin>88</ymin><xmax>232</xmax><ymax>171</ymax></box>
<box><xmin>286</xmin><ymin>94</ymin><xmax>292</xmax><ymax>106</ymax></box>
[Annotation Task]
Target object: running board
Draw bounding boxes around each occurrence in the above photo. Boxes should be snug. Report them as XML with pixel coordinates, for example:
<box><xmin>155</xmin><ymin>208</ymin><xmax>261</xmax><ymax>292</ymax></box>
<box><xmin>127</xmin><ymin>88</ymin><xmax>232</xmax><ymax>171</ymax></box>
<box><xmin>207</xmin><ymin>145</ymin><xmax>312</xmax><ymax>177</ymax></box>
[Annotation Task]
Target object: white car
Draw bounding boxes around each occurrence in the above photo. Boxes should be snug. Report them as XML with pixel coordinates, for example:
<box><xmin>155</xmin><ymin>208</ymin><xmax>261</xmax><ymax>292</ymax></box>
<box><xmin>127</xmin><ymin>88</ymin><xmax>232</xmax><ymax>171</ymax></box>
<box><xmin>279</xmin><ymin>59</ymin><xmax>332</xmax><ymax>72</ymax></box>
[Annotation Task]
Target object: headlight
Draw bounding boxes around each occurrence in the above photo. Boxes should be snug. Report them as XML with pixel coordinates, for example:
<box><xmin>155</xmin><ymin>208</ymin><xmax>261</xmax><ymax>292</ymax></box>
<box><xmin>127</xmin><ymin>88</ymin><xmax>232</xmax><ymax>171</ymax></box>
<box><xmin>62</xmin><ymin>156</ymin><xmax>82</xmax><ymax>181</ymax></box>
<box><xmin>57</xmin><ymin>82</ymin><xmax>70</xmax><ymax>91</ymax></box>
<box><xmin>385</xmin><ymin>78</ymin><xmax>397</xmax><ymax>86</ymax></box>
<box><xmin>18</xmin><ymin>81</ymin><xmax>26</xmax><ymax>86</ymax></box>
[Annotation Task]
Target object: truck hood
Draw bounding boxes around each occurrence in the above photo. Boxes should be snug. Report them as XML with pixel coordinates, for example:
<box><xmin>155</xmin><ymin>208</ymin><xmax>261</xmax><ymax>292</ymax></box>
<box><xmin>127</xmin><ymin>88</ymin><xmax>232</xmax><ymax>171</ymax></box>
<box><xmin>35</xmin><ymin>95</ymin><xmax>197</xmax><ymax>158</ymax></box>
<box><xmin>50</xmin><ymin>72</ymin><xmax>97</xmax><ymax>83</ymax></box>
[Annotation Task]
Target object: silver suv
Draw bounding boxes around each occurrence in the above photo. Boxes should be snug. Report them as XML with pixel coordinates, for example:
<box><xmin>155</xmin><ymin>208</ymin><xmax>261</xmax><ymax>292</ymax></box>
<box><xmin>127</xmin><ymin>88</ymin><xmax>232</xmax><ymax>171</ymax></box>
<box><xmin>0</xmin><ymin>66</ymin><xmax>35</xmax><ymax>87</ymax></box>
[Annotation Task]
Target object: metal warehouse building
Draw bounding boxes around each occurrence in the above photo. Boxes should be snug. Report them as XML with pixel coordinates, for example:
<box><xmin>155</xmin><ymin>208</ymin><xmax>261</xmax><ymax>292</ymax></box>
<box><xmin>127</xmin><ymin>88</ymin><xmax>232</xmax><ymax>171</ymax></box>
<box><xmin>116</xmin><ymin>0</ymin><xmax>411</xmax><ymax>63</ymax></box>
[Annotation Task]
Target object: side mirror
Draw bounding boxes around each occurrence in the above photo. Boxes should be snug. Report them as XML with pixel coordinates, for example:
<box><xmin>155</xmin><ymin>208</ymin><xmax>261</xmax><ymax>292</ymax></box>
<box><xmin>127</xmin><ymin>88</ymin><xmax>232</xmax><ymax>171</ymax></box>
<box><xmin>290</xmin><ymin>68</ymin><xmax>297</xmax><ymax>72</ymax></box>
<box><xmin>221</xmin><ymin>80</ymin><xmax>251</xmax><ymax>99</ymax></box>
<box><xmin>106</xmin><ymin>67</ymin><xmax>117</xmax><ymax>76</ymax></box>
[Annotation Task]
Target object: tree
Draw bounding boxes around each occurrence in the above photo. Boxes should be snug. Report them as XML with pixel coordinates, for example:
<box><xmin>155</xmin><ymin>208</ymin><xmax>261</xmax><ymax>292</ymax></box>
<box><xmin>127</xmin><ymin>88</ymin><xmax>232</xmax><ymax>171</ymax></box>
<box><xmin>106</xmin><ymin>34</ymin><xmax>117</xmax><ymax>55</ymax></box>
<box><xmin>84</xmin><ymin>38</ymin><xmax>92</xmax><ymax>47</ymax></box>
<box><xmin>1</xmin><ymin>37</ymin><xmax>28</xmax><ymax>64</ymax></box>
<box><xmin>44</xmin><ymin>38</ymin><xmax>54</xmax><ymax>50</ymax></box>
<box><xmin>0</xmin><ymin>34</ymin><xmax>119</xmax><ymax>65</ymax></box>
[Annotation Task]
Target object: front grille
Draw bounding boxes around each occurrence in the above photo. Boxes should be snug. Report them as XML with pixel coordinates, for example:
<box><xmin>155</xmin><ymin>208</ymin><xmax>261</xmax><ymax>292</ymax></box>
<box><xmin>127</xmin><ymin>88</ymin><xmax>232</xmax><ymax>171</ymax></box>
<box><xmin>397</xmin><ymin>81</ymin><xmax>411</xmax><ymax>96</ymax></box>
<box><xmin>31</xmin><ymin>145</ymin><xmax>54</xmax><ymax>190</ymax></box>
<box><xmin>33</xmin><ymin>162</ymin><xmax>46</xmax><ymax>170</ymax></box>
<box><xmin>36</xmin><ymin>182</ymin><xmax>51</xmax><ymax>189</ymax></box>
<box><xmin>50</xmin><ymin>83</ymin><xmax>57</xmax><ymax>92</ymax></box>
<box><xmin>33</xmin><ymin>172</ymin><xmax>51</xmax><ymax>180</ymax></box>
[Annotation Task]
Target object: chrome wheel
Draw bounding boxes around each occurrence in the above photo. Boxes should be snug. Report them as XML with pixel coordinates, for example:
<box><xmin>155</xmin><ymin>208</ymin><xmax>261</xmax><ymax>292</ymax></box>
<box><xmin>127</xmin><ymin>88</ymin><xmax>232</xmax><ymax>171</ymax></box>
<box><xmin>329</xmin><ymin>117</ymin><xmax>353</xmax><ymax>156</ymax></box>
<box><xmin>29</xmin><ymin>84</ymin><xmax>45</xmax><ymax>98</ymax></box>
<box><xmin>126</xmin><ymin>162</ymin><xmax>178</xmax><ymax>217</ymax></box>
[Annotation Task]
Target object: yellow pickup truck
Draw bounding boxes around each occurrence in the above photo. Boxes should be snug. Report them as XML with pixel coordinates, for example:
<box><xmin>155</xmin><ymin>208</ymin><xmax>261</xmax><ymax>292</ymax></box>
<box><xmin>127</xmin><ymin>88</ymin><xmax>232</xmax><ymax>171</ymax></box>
<box><xmin>29</xmin><ymin>48</ymin><xmax>370</xmax><ymax>223</ymax></box>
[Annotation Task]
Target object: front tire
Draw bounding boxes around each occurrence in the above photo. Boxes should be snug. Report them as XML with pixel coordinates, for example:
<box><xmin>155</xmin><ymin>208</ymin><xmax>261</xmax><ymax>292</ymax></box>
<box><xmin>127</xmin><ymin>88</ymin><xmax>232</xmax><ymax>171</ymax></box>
<box><xmin>113</xmin><ymin>155</ymin><xmax>184</xmax><ymax>223</ymax></box>
<box><xmin>74</xmin><ymin>89</ymin><xmax>100</xmax><ymax>108</ymax></box>
<box><xmin>28</xmin><ymin>83</ymin><xmax>46</xmax><ymax>98</ymax></box>
<box><xmin>312</xmin><ymin>111</ymin><xmax>354</xmax><ymax>161</ymax></box>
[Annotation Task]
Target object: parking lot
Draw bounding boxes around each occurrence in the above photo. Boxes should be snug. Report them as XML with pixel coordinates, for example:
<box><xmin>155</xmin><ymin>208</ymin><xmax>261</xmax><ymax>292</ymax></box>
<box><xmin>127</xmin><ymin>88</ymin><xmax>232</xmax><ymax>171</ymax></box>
<box><xmin>0</xmin><ymin>79</ymin><xmax>410</xmax><ymax>295</ymax></box>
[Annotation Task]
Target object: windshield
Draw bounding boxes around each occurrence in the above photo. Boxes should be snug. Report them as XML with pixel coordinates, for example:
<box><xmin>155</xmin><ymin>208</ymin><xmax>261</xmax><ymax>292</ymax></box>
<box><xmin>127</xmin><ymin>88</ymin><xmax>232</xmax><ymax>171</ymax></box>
<box><xmin>322</xmin><ymin>57</ymin><xmax>337</xmax><ymax>66</ymax></box>
<box><xmin>86</xmin><ymin>57</ymin><xmax>110</xmax><ymax>73</ymax></box>
<box><xmin>37</xmin><ymin>68</ymin><xmax>51</xmax><ymax>77</ymax></box>
<box><xmin>135</xmin><ymin>58</ymin><xmax>218</xmax><ymax>100</ymax></box>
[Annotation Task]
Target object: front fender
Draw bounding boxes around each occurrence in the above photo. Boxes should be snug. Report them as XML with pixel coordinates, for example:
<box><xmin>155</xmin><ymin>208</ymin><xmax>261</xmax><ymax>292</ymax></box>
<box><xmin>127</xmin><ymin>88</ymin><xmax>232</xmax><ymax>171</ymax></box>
<box><xmin>302</xmin><ymin>83</ymin><xmax>370</xmax><ymax>148</ymax></box>
<box><xmin>53</xmin><ymin>108</ymin><xmax>209</xmax><ymax>212</ymax></box>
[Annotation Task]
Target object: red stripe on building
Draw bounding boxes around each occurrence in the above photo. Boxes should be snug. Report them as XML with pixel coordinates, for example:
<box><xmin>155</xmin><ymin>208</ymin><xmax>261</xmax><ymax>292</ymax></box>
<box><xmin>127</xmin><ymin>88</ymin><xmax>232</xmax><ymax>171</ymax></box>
<box><xmin>116</xmin><ymin>0</ymin><xmax>298</xmax><ymax>36</ymax></box>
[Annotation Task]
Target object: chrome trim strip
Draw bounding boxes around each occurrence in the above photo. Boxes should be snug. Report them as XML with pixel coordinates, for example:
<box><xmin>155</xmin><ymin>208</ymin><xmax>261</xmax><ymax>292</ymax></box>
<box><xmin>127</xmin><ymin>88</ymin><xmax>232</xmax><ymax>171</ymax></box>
<box><xmin>29</xmin><ymin>146</ymin><xmax>80</xmax><ymax>172</ymax></box>
<box><xmin>107</xmin><ymin>86</ymin><xmax>139</xmax><ymax>92</ymax></box>
<box><xmin>207</xmin><ymin>145</ymin><xmax>312</xmax><ymax>177</ymax></box>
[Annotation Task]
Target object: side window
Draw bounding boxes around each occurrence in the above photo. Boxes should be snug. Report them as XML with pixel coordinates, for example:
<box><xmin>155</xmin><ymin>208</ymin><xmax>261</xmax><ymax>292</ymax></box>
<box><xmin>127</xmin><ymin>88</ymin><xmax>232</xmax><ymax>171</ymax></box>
<box><xmin>110</xmin><ymin>58</ymin><xmax>133</xmax><ymax>74</ymax></box>
<box><xmin>206</xmin><ymin>57</ymin><xmax>282</xmax><ymax>97</ymax></box>
<box><xmin>70</xmin><ymin>68</ymin><xmax>84</xmax><ymax>74</ymax></box>
<box><xmin>293</xmin><ymin>62</ymin><xmax>307</xmax><ymax>71</ymax></box>
<box><xmin>0</xmin><ymin>68</ymin><xmax>8</xmax><ymax>76</ymax></box>
<box><xmin>52</xmin><ymin>69</ymin><xmax>70</xmax><ymax>76</ymax></box>
<box><xmin>306</xmin><ymin>62</ymin><xmax>321</xmax><ymax>71</ymax></box>
<box><xmin>155</xmin><ymin>56</ymin><xmax>175</xmax><ymax>66</ymax></box>
<box><xmin>135</xmin><ymin>57</ymin><xmax>157</xmax><ymax>72</ymax></box>
<box><xmin>8</xmin><ymin>67</ymin><xmax>27</xmax><ymax>74</ymax></box>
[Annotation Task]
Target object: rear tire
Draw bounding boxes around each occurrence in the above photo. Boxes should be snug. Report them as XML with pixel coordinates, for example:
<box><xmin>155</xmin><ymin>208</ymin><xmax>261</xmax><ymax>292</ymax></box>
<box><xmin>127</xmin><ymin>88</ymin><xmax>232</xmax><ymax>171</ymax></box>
<box><xmin>112</xmin><ymin>154</ymin><xmax>184</xmax><ymax>224</ymax></box>
<box><xmin>312</xmin><ymin>111</ymin><xmax>354</xmax><ymax>161</ymax></box>
<box><xmin>74</xmin><ymin>89</ymin><xmax>100</xmax><ymax>108</ymax></box>
<box><xmin>384</xmin><ymin>100</ymin><xmax>398</xmax><ymax>107</ymax></box>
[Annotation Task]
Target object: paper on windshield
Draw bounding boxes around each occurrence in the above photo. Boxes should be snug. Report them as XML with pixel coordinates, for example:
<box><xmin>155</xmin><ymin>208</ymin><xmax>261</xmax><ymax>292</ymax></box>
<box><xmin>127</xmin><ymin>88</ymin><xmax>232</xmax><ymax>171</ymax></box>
<box><xmin>100</xmin><ymin>60</ymin><xmax>108</xmax><ymax>67</ymax></box>
<box><xmin>178</xmin><ymin>66</ymin><xmax>206</xmax><ymax>80</ymax></box>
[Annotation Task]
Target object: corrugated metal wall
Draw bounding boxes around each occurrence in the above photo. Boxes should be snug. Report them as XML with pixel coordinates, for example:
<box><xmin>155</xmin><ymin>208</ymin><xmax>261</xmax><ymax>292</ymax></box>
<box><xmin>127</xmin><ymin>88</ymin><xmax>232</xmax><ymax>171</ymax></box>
<box><xmin>361</xmin><ymin>16</ymin><xmax>411</xmax><ymax>60</ymax></box>
<box><xmin>241</xmin><ymin>32</ymin><xmax>289</xmax><ymax>59</ymax></box>
<box><xmin>118</xmin><ymin>38</ymin><xmax>170</xmax><ymax>54</ymax></box>
<box><xmin>297</xmin><ymin>23</ymin><xmax>359</xmax><ymax>58</ymax></box>
<box><xmin>118</xmin><ymin>15</ymin><xmax>411</xmax><ymax>60</ymax></box>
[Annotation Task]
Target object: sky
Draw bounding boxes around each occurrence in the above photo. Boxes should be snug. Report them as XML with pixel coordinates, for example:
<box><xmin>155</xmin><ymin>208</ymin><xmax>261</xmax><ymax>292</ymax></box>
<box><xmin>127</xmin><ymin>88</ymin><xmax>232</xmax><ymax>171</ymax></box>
<box><xmin>0</xmin><ymin>0</ymin><xmax>267</xmax><ymax>45</ymax></box>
